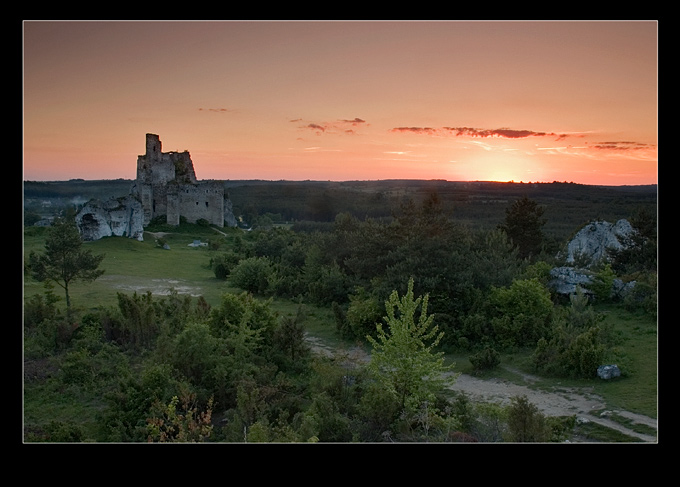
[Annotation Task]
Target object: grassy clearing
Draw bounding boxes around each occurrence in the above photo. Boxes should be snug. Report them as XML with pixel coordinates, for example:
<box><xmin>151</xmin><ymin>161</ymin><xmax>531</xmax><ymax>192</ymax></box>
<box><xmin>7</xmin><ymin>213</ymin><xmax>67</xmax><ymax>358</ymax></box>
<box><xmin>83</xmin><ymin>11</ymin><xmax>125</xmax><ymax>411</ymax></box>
<box><xmin>24</xmin><ymin>228</ymin><xmax>234</xmax><ymax>310</ymax></box>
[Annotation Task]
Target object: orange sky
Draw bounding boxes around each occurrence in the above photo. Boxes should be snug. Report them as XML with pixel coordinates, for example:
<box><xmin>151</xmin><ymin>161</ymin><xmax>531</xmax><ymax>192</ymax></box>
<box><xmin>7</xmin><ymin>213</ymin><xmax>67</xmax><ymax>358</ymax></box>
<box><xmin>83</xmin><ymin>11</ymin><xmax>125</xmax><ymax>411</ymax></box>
<box><xmin>22</xmin><ymin>20</ymin><xmax>658</xmax><ymax>185</ymax></box>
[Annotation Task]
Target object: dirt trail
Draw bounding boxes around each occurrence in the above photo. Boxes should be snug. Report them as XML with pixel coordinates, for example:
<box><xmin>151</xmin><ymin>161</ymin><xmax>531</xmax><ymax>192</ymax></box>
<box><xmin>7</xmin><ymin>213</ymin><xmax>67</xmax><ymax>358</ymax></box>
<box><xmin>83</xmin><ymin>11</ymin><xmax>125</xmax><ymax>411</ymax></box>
<box><xmin>306</xmin><ymin>336</ymin><xmax>658</xmax><ymax>443</ymax></box>
<box><xmin>449</xmin><ymin>369</ymin><xmax>657</xmax><ymax>442</ymax></box>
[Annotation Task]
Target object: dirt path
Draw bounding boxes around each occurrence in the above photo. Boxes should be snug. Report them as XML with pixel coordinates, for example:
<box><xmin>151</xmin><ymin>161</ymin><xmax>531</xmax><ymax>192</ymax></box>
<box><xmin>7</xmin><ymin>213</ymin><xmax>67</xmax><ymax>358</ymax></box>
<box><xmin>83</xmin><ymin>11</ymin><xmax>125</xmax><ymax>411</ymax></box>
<box><xmin>449</xmin><ymin>369</ymin><xmax>657</xmax><ymax>442</ymax></box>
<box><xmin>306</xmin><ymin>336</ymin><xmax>658</xmax><ymax>443</ymax></box>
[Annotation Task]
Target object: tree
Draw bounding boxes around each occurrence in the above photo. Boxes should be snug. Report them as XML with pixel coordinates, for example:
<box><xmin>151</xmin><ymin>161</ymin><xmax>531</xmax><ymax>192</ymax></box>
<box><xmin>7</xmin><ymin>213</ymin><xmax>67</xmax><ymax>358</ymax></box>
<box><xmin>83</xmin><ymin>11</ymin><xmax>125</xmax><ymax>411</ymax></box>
<box><xmin>273</xmin><ymin>305</ymin><xmax>310</xmax><ymax>367</ymax></box>
<box><xmin>609</xmin><ymin>206</ymin><xmax>657</xmax><ymax>274</ymax></box>
<box><xmin>366</xmin><ymin>278</ymin><xmax>457</xmax><ymax>416</ymax></box>
<box><xmin>28</xmin><ymin>216</ymin><xmax>105</xmax><ymax>312</ymax></box>
<box><xmin>498</xmin><ymin>196</ymin><xmax>546</xmax><ymax>260</ymax></box>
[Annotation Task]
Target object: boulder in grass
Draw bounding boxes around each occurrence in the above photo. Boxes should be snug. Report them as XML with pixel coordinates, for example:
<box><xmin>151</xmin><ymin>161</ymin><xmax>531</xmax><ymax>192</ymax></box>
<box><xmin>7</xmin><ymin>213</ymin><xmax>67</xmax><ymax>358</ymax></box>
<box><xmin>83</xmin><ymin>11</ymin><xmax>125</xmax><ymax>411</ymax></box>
<box><xmin>597</xmin><ymin>364</ymin><xmax>621</xmax><ymax>380</ymax></box>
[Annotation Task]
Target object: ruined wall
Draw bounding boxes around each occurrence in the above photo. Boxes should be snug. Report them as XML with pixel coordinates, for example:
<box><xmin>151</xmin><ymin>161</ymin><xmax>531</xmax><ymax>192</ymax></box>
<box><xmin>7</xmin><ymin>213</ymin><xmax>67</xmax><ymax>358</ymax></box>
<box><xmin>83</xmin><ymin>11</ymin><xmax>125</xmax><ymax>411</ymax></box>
<box><xmin>175</xmin><ymin>181</ymin><xmax>225</xmax><ymax>226</ymax></box>
<box><xmin>134</xmin><ymin>134</ymin><xmax>224</xmax><ymax>227</ymax></box>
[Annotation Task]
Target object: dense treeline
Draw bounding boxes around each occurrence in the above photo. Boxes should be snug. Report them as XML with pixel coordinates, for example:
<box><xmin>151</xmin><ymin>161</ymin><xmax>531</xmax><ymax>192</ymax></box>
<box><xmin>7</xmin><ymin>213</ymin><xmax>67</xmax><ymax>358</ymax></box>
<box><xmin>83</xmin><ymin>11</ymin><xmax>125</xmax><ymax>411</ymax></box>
<box><xmin>23</xmin><ymin>183</ymin><xmax>657</xmax><ymax>442</ymax></box>
<box><xmin>25</xmin><ymin>179</ymin><xmax>657</xmax><ymax>243</ymax></box>
<box><xmin>214</xmin><ymin>194</ymin><xmax>656</xmax><ymax>355</ymax></box>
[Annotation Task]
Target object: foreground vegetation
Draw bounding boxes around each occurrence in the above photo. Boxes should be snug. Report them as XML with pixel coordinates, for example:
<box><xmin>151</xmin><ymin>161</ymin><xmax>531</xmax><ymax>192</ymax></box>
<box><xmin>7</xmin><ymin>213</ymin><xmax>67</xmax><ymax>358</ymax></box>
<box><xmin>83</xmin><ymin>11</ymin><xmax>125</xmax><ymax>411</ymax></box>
<box><xmin>23</xmin><ymin>183</ymin><xmax>657</xmax><ymax>443</ymax></box>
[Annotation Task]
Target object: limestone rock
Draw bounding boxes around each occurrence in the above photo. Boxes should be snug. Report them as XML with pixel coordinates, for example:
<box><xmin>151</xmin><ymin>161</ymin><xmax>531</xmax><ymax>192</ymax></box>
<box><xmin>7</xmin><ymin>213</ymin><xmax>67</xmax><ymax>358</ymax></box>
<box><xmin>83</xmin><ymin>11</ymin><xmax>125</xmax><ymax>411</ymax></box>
<box><xmin>76</xmin><ymin>195</ymin><xmax>144</xmax><ymax>241</ymax></box>
<box><xmin>549</xmin><ymin>266</ymin><xmax>593</xmax><ymax>295</ymax></box>
<box><xmin>611</xmin><ymin>278</ymin><xmax>637</xmax><ymax>299</ymax></box>
<box><xmin>597</xmin><ymin>364</ymin><xmax>621</xmax><ymax>380</ymax></box>
<box><xmin>549</xmin><ymin>219</ymin><xmax>638</xmax><ymax>296</ymax></box>
<box><xmin>564</xmin><ymin>219</ymin><xmax>635</xmax><ymax>267</ymax></box>
<box><xmin>224</xmin><ymin>198</ymin><xmax>238</xmax><ymax>228</ymax></box>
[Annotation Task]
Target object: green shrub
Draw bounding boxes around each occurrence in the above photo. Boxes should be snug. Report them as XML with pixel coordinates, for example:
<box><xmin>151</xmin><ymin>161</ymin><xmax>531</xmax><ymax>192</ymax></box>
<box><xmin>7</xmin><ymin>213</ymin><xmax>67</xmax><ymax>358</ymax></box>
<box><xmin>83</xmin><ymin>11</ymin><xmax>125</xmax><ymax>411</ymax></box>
<box><xmin>42</xmin><ymin>420</ymin><xmax>84</xmax><ymax>442</ymax></box>
<box><xmin>488</xmin><ymin>278</ymin><xmax>553</xmax><ymax>349</ymax></box>
<box><xmin>24</xmin><ymin>287</ymin><xmax>60</xmax><ymax>328</ymax></box>
<box><xmin>505</xmin><ymin>395</ymin><xmax>551</xmax><ymax>442</ymax></box>
<box><xmin>210</xmin><ymin>251</ymin><xmax>241</xmax><ymax>279</ymax></box>
<box><xmin>469</xmin><ymin>346</ymin><xmax>501</xmax><ymax>372</ymax></box>
<box><xmin>230</xmin><ymin>257</ymin><xmax>274</xmax><ymax>294</ymax></box>
<box><xmin>346</xmin><ymin>288</ymin><xmax>382</xmax><ymax>340</ymax></box>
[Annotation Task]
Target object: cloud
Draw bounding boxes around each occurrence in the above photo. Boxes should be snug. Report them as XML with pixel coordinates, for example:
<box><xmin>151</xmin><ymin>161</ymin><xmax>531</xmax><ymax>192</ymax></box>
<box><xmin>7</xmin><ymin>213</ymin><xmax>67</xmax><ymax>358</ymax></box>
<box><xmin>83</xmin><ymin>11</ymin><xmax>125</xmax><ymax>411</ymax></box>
<box><xmin>390</xmin><ymin>127</ymin><xmax>439</xmax><ymax>135</ymax></box>
<box><xmin>198</xmin><ymin>107</ymin><xmax>233</xmax><ymax>113</ymax></box>
<box><xmin>391</xmin><ymin>125</ymin><xmax>570</xmax><ymax>140</ymax></box>
<box><xmin>590</xmin><ymin>141</ymin><xmax>652</xmax><ymax>151</ymax></box>
<box><xmin>445</xmin><ymin>127</ymin><xmax>556</xmax><ymax>139</ymax></box>
<box><xmin>339</xmin><ymin>118</ymin><xmax>366</xmax><ymax>125</ymax></box>
<box><xmin>294</xmin><ymin>118</ymin><xmax>367</xmax><ymax>135</ymax></box>
<box><xmin>306</xmin><ymin>123</ymin><xmax>327</xmax><ymax>133</ymax></box>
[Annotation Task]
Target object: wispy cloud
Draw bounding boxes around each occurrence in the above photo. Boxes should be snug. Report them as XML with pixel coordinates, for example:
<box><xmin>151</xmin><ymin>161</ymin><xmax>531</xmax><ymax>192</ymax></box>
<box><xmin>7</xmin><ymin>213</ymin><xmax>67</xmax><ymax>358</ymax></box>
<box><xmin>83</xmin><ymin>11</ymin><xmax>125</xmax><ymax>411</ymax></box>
<box><xmin>390</xmin><ymin>127</ymin><xmax>439</xmax><ymax>135</ymax></box>
<box><xmin>390</xmin><ymin>125</ymin><xmax>569</xmax><ymax>140</ymax></box>
<box><xmin>198</xmin><ymin>107</ymin><xmax>234</xmax><ymax>113</ymax></box>
<box><xmin>589</xmin><ymin>141</ymin><xmax>653</xmax><ymax>151</ymax></box>
<box><xmin>294</xmin><ymin>118</ymin><xmax>367</xmax><ymax>135</ymax></box>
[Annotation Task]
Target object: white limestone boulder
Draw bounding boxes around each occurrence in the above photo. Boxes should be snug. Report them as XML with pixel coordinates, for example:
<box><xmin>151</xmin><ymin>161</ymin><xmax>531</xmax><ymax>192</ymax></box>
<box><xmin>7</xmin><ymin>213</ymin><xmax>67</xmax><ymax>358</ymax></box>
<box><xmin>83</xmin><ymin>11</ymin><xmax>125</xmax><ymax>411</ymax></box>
<box><xmin>564</xmin><ymin>219</ymin><xmax>635</xmax><ymax>266</ymax></box>
<box><xmin>76</xmin><ymin>195</ymin><xmax>144</xmax><ymax>241</ymax></box>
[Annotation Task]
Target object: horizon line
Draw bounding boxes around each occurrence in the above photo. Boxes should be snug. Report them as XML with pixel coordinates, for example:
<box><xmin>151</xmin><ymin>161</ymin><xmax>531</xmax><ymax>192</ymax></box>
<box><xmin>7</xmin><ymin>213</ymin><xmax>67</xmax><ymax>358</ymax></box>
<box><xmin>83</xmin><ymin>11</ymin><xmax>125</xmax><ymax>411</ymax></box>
<box><xmin>22</xmin><ymin>177</ymin><xmax>658</xmax><ymax>187</ymax></box>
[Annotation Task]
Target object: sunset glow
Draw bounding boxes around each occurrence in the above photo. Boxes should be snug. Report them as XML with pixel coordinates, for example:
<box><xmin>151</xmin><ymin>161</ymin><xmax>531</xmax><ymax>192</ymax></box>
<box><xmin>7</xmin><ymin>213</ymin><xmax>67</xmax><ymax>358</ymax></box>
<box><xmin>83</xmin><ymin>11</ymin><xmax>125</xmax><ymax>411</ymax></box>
<box><xmin>22</xmin><ymin>20</ymin><xmax>658</xmax><ymax>185</ymax></box>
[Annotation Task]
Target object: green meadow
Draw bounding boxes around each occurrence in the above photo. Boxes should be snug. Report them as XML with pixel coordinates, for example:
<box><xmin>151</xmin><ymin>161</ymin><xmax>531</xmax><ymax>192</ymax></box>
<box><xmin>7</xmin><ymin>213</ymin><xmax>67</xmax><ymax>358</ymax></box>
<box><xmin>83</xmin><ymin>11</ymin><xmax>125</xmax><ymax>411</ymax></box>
<box><xmin>24</xmin><ymin>227</ymin><xmax>236</xmax><ymax>310</ymax></box>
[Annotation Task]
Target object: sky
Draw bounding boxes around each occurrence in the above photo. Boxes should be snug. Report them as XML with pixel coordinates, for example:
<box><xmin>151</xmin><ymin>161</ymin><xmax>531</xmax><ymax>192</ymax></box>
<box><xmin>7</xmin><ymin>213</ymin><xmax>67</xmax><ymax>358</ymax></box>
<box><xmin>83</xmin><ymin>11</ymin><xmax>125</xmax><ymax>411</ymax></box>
<box><xmin>22</xmin><ymin>20</ymin><xmax>658</xmax><ymax>185</ymax></box>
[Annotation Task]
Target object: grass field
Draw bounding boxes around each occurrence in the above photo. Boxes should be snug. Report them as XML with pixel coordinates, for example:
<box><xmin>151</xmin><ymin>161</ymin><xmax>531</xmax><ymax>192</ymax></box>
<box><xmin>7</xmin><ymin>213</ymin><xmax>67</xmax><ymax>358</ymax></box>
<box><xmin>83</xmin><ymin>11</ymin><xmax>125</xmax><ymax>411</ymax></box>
<box><xmin>23</xmin><ymin>225</ymin><xmax>658</xmax><ymax>422</ymax></box>
<box><xmin>24</xmin><ymin>228</ymin><xmax>236</xmax><ymax>310</ymax></box>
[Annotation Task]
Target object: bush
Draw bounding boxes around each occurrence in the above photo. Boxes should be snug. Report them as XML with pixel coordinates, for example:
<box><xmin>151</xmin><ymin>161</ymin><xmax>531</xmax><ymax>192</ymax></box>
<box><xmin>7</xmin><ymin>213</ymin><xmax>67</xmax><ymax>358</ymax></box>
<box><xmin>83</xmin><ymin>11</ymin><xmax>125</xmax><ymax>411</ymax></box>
<box><xmin>306</xmin><ymin>263</ymin><xmax>349</xmax><ymax>306</ymax></box>
<box><xmin>505</xmin><ymin>395</ymin><xmax>551</xmax><ymax>442</ymax></box>
<box><xmin>24</xmin><ymin>287</ymin><xmax>60</xmax><ymax>328</ymax></box>
<box><xmin>40</xmin><ymin>420</ymin><xmax>84</xmax><ymax>442</ymax></box>
<box><xmin>488</xmin><ymin>279</ymin><xmax>553</xmax><ymax>349</ymax></box>
<box><xmin>346</xmin><ymin>288</ymin><xmax>382</xmax><ymax>340</ymax></box>
<box><xmin>469</xmin><ymin>346</ymin><xmax>501</xmax><ymax>372</ymax></box>
<box><xmin>531</xmin><ymin>290</ymin><xmax>611</xmax><ymax>379</ymax></box>
<box><xmin>210</xmin><ymin>252</ymin><xmax>241</xmax><ymax>279</ymax></box>
<box><xmin>230</xmin><ymin>257</ymin><xmax>274</xmax><ymax>294</ymax></box>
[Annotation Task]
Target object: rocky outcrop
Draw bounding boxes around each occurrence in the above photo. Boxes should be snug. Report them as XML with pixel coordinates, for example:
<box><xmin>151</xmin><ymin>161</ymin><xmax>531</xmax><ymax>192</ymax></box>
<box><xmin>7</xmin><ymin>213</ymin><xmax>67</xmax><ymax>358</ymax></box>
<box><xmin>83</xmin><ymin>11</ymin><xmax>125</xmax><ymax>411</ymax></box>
<box><xmin>224</xmin><ymin>197</ymin><xmax>237</xmax><ymax>228</ymax></box>
<box><xmin>549</xmin><ymin>219</ymin><xmax>637</xmax><ymax>297</ymax></box>
<box><xmin>549</xmin><ymin>266</ymin><xmax>593</xmax><ymax>295</ymax></box>
<box><xmin>76</xmin><ymin>195</ymin><xmax>145</xmax><ymax>241</ymax></box>
<box><xmin>563</xmin><ymin>219</ymin><xmax>635</xmax><ymax>266</ymax></box>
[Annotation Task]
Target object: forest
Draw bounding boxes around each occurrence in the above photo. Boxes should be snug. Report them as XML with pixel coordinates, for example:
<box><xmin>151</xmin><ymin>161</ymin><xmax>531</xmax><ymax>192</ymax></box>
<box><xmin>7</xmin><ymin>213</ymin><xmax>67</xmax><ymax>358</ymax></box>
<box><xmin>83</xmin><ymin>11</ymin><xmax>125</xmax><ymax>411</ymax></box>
<box><xmin>23</xmin><ymin>180</ymin><xmax>657</xmax><ymax>443</ymax></box>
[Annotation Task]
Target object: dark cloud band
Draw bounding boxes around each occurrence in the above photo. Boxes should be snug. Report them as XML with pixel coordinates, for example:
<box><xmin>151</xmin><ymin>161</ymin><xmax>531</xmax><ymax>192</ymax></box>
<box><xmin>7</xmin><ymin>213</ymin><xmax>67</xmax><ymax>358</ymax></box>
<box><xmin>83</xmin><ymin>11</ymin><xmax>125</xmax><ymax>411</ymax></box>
<box><xmin>391</xmin><ymin>126</ymin><xmax>566</xmax><ymax>139</ymax></box>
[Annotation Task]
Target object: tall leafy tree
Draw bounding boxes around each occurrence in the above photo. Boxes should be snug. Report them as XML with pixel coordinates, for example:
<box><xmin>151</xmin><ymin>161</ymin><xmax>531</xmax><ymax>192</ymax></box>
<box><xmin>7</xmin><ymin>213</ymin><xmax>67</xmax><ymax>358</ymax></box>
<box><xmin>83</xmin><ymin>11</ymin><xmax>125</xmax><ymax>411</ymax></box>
<box><xmin>28</xmin><ymin>216</ymin><xmax>105</xmax><ymax>312</ymax></box>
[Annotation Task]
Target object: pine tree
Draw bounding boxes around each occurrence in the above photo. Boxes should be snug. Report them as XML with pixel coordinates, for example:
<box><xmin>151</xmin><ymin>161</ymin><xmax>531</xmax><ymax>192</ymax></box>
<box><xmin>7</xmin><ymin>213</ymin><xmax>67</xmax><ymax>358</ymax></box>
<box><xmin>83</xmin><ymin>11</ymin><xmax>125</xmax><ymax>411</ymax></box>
<box><xmin>28</xmin><ymin>216</ymin><xmax>105</xmax><ymax>312</ymax></box>
<box><xmin>366</xmin><ymin>278</ymin><xmax>458</xmax><ymax>415</ymax></box>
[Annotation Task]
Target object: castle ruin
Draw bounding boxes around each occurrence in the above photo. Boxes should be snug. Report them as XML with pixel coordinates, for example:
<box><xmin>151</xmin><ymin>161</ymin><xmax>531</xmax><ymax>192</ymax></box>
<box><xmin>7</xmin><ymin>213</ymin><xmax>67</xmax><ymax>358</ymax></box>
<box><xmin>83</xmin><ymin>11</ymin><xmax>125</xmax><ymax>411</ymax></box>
<box><xmin>132</xmin><ymin>133</ymin><xmax>225</xmax><ymax>227</ymax></box>
<box><xmin>76</xmin><ymin>134</ymin><xmax>234</xmax><ymax>241</ymax></box>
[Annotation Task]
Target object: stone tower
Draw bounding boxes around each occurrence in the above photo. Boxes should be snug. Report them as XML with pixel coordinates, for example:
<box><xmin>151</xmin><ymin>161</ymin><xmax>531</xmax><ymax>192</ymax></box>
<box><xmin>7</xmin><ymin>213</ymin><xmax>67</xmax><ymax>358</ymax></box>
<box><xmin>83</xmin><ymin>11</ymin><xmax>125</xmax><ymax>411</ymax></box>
<box><xmin>133</xmin><ymin>133</ymin><xmax>224</xmax><ymax>227</ymax></box>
